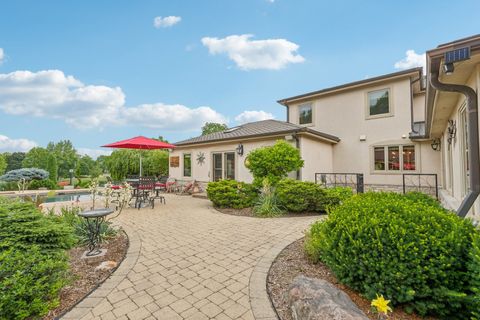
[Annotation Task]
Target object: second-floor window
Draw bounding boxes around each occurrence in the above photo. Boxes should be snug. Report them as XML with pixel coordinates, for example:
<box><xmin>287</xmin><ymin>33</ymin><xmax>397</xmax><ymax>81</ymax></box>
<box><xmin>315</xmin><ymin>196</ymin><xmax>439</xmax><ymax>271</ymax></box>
<box><xmin>368</xmin><ymin>89</ymin><xmax>390</xmax><ymax>117</ymax></box>
<box><xmin>299</xmin><ymin>103</ymin><xmax>313</xmax><ymax>124</ymax></box>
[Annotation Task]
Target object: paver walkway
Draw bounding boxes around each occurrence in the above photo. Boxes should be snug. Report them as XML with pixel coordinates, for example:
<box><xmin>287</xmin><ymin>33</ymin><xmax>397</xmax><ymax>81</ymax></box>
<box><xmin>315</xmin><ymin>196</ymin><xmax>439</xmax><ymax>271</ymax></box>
<box><xmin>62</xmin><ymin>194</ymin><xmax>318</xmax><ymax>320</ymax></box>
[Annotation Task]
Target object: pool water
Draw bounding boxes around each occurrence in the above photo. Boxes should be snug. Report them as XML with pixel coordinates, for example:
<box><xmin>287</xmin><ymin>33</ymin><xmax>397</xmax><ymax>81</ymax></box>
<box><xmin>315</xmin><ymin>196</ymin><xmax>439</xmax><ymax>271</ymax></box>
<box><xmin>43</xmin><ymin>192</ymin><xmax>91</xmax><ymax>203</ymax></box>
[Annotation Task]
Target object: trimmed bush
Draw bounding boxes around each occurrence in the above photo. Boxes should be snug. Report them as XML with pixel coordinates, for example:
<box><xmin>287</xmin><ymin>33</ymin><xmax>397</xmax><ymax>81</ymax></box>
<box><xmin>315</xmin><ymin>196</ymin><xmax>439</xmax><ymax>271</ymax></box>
<box><xmin>29</xmin><ymin>178</ymin><xmax>57</xmax><ymax>190</ymax></box>
<box><xmin>305</xmin><ymin>192</ymin><xmax>479</xmax><ymax>319</ymax></box>
<box><xmin>207</xmin><ymin>180</ymin><xmax>258</xmax><ymax>209</ymax></box>
<box><xmin>245</xmin><ymin>140</ymin><xmax>304</xmax><ymax>186</ymax></box>
<box><xmin>276</xmin><ymin>179</ymin><xmax>351</xmax><ymax>213</ymax></box>
<box><xmin>0</xmin><ymin>247</ymin><xmax>69</xmax><ymax>319</ymax></box>
<box><xmin>276</xmin><ymin>179</ymin><xmax>325</xmax><ymax>212</ymax></box>
<box><xmin>469</xmin><ymin>232</ymin><xmax>480</xmax><ymax>319</ymax></box>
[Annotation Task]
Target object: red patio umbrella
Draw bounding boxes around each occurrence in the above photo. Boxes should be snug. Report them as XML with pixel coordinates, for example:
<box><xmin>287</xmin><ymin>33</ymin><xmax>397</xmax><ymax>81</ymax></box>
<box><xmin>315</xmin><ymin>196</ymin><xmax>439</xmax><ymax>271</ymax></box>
<box><xmin>102</xmin><ymin>136</ymin><xmax>175</xmax><ymax>176</ymax></box>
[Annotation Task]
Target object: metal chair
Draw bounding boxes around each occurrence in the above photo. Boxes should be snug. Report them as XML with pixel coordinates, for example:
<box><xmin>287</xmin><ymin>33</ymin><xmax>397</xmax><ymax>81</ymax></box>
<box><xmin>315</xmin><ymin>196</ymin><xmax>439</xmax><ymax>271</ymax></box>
<box><xmin>134</xmin><ymin>176</ymin><xmax>155</xmax><ymax>209</ymax></box>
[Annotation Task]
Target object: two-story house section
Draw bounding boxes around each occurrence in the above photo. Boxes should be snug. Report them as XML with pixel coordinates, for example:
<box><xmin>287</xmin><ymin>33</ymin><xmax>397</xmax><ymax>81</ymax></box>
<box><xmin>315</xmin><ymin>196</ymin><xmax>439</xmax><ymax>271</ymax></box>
<box><xmin>170</xmin><ymin>67</ymin><xmax>441</xmax><ymax>192</ymax></box>
<box><xmin>277</xmin><ymin>67</ymin><xmax>441</xmax><ymax>191</ymax></box>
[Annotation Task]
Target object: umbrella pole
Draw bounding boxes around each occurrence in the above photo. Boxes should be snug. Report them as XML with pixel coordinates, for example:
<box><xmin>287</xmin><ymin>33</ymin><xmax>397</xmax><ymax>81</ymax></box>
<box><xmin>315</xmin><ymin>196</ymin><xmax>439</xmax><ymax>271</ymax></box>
<box><xmin>139</xmin><ymin>153</ymin><xmax>143</xmax><ymax>177</ymax></box>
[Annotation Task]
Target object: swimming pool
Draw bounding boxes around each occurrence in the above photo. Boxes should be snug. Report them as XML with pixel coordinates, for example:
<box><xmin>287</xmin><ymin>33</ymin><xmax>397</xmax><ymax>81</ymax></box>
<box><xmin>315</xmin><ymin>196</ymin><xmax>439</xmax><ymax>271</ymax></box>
<box><xmin>43</xmin><ymin>192</ymin><xmax>91</xmax><ymax>203</ymax></box>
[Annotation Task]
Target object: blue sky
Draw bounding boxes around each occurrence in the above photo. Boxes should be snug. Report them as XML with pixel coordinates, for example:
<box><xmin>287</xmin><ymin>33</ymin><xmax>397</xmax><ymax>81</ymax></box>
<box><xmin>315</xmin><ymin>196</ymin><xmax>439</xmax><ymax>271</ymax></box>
<box><xmin>0</xmin><ymin>0</ymin><xmax>479</xmax><ymax>158</ymax></box>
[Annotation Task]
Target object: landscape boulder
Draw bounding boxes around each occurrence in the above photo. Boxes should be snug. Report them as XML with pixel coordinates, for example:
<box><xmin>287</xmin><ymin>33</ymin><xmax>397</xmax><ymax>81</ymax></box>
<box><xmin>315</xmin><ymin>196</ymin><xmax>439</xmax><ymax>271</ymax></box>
<box><xmin>287</xmin><ymin>275</ymin><xmax>368</xmax><ymax>320</ymax></box>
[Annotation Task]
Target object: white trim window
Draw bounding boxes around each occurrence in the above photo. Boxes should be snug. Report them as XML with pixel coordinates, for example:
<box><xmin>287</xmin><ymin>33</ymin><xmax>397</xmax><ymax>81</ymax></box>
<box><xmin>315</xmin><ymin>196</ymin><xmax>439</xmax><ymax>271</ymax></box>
<box><xmin>373</xmin><ymin>145</ymin><xmax>416</xmax><ymax>172</ymax></box>
<box><xmin>298</xmin><ymin>103</ymin><xmax>313</xmax><ymax>125</ymax></box>
<box><xmin>367</xmin><ymin>88</ymin><xmax>391</xmax><ymax>118</ymax></box>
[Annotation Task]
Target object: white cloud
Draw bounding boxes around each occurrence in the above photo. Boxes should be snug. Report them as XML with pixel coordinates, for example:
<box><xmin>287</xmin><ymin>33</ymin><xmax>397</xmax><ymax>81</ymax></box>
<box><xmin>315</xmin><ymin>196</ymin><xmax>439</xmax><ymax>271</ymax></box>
<box><xmin>153</xmin><ymin>16</ymin><xmax>181</xmax><ymax>28</ymax></box>
<box><xmin>121</xmin><ymin>103</ymin><xmax>227</xmax><ymax>130</ymax></box>
<box><xmin>394</xmin><ymin>50</ymin><xmax>426</xmax><ymax>72</ymax></box>
<box><xmin>0</xmin><ymin>48</ymin><xmax>4</xmax><ymax>64</ymax></box>
<box><xmin>235</xmin><ymin>110</ymin><xmax>275</xmax><ymax>124</ymax></box>
<box><xmin>201</xmin><ymin>34</ymin><xmax>305</xmax><ymax>70</ymax></box>
<box><xmin>77</xmin><ymin>148</ymin><xmax>111</xmax><ymax>159</ymax></box>
<box><xmin>0</xmin><ymin>135</ymin><xmax>37</xmax><ymax>152</ymax></box>
<box><xmin>0</xmin><ymin>69</ymin><xmax>228</xmax><ymax>131</ymax></box>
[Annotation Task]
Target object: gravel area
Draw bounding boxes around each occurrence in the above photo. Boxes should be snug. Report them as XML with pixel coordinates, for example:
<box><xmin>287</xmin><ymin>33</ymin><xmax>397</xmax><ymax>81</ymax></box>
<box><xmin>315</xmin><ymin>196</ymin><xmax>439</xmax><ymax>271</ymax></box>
<box><xmin>43</xmin><ymin>231</ymin><xmax>128</xmax><ymax>319</ymax></box>
<box><xmin>267</xmin><ymin>238</ymin><xmax>434</xmax><ymax>320</ymax></box>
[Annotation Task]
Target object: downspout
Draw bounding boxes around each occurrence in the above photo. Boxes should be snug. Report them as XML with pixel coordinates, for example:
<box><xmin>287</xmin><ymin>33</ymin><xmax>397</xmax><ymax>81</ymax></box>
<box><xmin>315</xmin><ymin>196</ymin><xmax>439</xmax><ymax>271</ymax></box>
<box><xmin>430</xmin><ymin>71</ymin><xmax>480</xmax><ymax>217</ymax></box>
<box><xmin>410</xmin><ymin>77</ymin><xmax>420</xmax><ymax>134</ymax></box>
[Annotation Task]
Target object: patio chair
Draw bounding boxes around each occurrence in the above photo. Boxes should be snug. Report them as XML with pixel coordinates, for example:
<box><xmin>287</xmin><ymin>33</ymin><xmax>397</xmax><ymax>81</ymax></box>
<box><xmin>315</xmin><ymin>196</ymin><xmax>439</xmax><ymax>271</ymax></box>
<box><xmin>152</xmin><ymin>176</ymin><xmax>168</xmax><ymax>204</ymax></box>
<box><xmin>134</xmin><ymin>176</ymin><xmax>156</xmax><ymax>209</ymax></box>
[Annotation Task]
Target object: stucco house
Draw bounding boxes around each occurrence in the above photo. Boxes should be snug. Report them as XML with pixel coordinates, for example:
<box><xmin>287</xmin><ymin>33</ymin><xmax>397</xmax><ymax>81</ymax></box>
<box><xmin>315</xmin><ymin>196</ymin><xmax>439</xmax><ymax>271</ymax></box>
<box><xmin>169</xmin><ymin>34</ymin><xmax>480</xmax><ymax>221</ymax></box>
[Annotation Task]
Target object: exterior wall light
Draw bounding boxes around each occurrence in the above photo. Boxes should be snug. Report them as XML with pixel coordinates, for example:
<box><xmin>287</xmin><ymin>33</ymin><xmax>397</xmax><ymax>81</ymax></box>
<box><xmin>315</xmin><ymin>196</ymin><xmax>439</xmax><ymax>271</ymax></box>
<box><xmin>443</xmin><ymin>62</ymin><xmax>454</xmax><ymax>75</ymax></box>
<box><xmin>236</xmin><ymin>143</ymin><xmax>244</xmax><ymax>156</ymax></box>
<box><xmin>431</xmin><ymin>138</ymin><xmax>441</xmax><ymax>151</ymax></box>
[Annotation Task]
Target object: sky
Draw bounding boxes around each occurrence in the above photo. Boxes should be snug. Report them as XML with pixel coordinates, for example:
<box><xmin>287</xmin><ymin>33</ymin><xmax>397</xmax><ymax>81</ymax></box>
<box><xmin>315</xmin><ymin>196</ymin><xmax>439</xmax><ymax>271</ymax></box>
<box><xmin>0</xmin><ymin>0</ymin><xmax>479</xmax><ymax>158</ymax></box>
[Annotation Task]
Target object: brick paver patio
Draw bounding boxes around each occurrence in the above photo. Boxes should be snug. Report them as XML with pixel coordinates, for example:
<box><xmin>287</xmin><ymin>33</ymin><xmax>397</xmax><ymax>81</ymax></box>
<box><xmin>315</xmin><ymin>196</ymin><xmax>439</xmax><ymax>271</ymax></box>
<box><xmin>62</xmin><ymin>194</ymin><xmax>317</xmax><ymax>319</ymax></box>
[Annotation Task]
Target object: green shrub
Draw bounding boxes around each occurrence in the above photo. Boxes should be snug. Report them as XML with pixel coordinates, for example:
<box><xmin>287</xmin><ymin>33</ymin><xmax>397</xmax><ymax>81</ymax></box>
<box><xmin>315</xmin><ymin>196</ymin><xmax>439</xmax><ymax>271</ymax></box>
<box><xmin>305</xmin><ymin>192</ymin><xmax>478</xmax><ymax>319</ymax></box>
<box><xmin>0</xmin><ymin>197</ymin><xmax>75</xmax><ymax>252</ymax></box>
<box><xmin>322</xmin><ymin>186</ymin><xmax>353</xmax><ymax>209</ymax></box>
<box><xmin>0</xmin><ymin>246</ymin><xmax>69</xmax><ymax>319</ymax></box>
<box><xmin>404</xmin><ymin>191</ymin><xmax>441</xmax><ymax>208</ymax></box>
<box><xmin>245</xmin><ymin>140</ymin><xmax>304</xmax><ymax>186</ymax></box>
<box><xmin>469</xmin><ymin>231</ymin><xmax>480</xmax><ymax>319</ymax></box>
<box><xmin>253</xmin><ymin>179</ymin><xmax>284</xmax><ymax>217</ymax></box>
<box><xmin>29</xmin><ymin>178</ymin><xmax>57</xmax><ymax>190</ymax></box>
<box><xmin>276</xmin><ymin>179</ymin><xmax>325</xmax><ymax>212</ymax></box>
<box><xmin>207</xmin><ymin>180</ymin><xmax>258</xmax><ymax>209</ymax></box>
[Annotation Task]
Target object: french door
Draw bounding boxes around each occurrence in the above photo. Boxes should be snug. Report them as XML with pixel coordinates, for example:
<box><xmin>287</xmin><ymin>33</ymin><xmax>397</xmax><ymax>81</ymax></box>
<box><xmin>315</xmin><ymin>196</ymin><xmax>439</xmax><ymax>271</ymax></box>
<box><xmin>212</xmin><ymin>152</ymin><xmax>235</xmax><ymax>181</ymax></box>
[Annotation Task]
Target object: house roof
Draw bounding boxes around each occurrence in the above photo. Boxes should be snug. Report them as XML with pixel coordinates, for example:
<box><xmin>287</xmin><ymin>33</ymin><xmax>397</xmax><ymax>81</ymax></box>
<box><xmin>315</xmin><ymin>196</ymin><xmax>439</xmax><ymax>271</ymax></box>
<box><xmin>174</xmin><ymin>119</ymin><xmax>340</xmax><ymax>146</ymax></box>
<box><xmin>277</xmin><ymin>67</ymin><xmax>423</xmax><ymax>105</ymax></box>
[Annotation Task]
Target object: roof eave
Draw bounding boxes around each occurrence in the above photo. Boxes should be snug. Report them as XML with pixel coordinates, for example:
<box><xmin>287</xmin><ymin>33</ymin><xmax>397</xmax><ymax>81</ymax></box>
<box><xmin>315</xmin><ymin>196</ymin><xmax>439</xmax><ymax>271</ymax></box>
<box><xmin>277</xmin><ymin>68</ymin><xmax>423</xmax><ymax>106</ymax></box>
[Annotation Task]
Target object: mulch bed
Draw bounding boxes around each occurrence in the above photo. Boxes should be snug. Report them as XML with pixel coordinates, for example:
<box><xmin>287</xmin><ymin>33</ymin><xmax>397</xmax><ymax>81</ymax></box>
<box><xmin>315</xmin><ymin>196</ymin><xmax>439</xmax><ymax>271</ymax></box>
<box><xmin>215</xmin><ymin>207</ymin><xmax>323</xmax><ymax>218</ymax></box>
<box><xmin>267</xmin><ymin>238</ymin><xmax>434</xmax><ymax>320</ymax></box>
<box><xmin>43</xmin><ymin>231</ymin><xmax>129</xmax><ymax>319</ymax></box>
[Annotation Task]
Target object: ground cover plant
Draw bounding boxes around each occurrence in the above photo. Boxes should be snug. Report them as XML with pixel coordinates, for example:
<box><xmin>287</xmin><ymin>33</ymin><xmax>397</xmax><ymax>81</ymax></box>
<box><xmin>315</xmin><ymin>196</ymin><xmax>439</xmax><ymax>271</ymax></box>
<box><xmin>305</xmin><ymin>192</ymin><xmax>480</xmax><ymax>319</ymax></box>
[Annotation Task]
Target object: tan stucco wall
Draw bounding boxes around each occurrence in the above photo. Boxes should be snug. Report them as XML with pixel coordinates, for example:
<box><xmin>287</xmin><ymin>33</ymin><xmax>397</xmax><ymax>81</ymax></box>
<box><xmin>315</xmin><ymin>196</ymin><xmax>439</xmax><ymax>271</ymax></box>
<box><xmin>169</xmin><ymin>137</ymin><xmax>290</xmax><ymax>184</ymax></box>
<box><xmin>288</xmin><ymin>77</ymin><xmax>440</xmax><ymax>187</ymax></box>
<box><xmin>438</xmin><ymin>64</ymin><xmax>480</xmax><ymax>221</ymax></box>
<box><xmin>169</xmin><ymin>135</ymin><xmax>335</xmax><ymax>184</ymax></box>
<box><xmin>299</xmin><ymin>136</ymin><xmax>333</xmax><ymax>182</ymax></box>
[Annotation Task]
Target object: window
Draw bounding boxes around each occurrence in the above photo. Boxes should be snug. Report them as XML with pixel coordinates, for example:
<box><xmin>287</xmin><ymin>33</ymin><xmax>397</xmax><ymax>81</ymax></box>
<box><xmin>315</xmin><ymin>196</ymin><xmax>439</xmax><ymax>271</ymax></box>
<box><xmin>212</xmin><ymin>152</ymin><xmax>235</xmax><ymax>181</ymax></box>
<box><xmin>388</xmin><ymin>146</ymin><xmax>400</xmax><ymax>170</ymax></box>
<box><xmin>183</xmin><ymin>153</ymin><xmax>192</xmax><ymax>177</ymax></box>
<box><xmin>373</xmin><ymin>145</ymin><xmax>415</xmax><ymax>172</ymax></box>
<box><xmin>374</xmin><ymin>147</ymin><xmax>385</xmax><ymax>170</ymax></box>
<box><xmin>299</xmin><ymin>103</ymin><xmax>313</xmax><ymax>124</ymax></box>
<box><xmin>368</xmin><ymin>89</ymin><xmax>390</xmax><ymax>117</ymax></box>
<box><xmin>402</xmin><ymin>145</ymin><xmax>415</xmax><ymax>171</ymax></box>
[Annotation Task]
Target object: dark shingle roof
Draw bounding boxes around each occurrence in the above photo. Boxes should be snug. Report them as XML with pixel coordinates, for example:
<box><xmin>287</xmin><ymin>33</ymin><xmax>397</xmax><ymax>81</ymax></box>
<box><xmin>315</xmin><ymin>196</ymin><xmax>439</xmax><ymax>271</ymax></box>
<box><xmin>174</xmin><ymin>120</ymin><xmax>339</xmax><ymax>146</ymax></box>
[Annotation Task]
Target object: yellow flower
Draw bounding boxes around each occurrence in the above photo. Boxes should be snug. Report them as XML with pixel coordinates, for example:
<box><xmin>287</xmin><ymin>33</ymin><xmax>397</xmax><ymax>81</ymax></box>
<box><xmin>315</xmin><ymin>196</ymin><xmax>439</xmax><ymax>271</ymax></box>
<box><xmin>371</xmin><ymin>294</ymin><xmax>393</xmax><ymax>315</ymax></box>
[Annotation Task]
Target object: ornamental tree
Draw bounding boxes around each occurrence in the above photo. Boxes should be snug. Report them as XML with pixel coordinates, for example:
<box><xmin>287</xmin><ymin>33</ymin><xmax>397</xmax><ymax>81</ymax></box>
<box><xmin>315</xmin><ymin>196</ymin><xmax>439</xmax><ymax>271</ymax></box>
<box><xmin>0</xmin><ymin>168</ymin><xmax>49</xmax><ymax>191</ymax></box>
<box><xmin>245</xmin><ymin>140</ymin><xmax>304</xmax><ymax>186</ymax></box>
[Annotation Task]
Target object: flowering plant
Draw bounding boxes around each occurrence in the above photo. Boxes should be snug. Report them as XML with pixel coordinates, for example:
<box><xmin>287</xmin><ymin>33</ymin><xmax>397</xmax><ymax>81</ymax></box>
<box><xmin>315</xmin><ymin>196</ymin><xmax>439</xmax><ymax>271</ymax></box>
<box><xmin>371</xmin><ymin>294</ymin><xmax>392</xmax><ymax>318</ymax></box>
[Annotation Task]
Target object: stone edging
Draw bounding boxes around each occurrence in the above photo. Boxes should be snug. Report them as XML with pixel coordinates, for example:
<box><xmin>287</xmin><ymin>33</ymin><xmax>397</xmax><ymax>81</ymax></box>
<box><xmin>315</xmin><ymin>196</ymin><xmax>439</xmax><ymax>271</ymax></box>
<box><xmin>61</xmin><ymin>224</ymin><xmax>141</xmax><ymax>319</ymax></box>
<box><xmin>249</xmin><ymin>235</ymin><xmax>304</xmax><ymax>320</ymax></box>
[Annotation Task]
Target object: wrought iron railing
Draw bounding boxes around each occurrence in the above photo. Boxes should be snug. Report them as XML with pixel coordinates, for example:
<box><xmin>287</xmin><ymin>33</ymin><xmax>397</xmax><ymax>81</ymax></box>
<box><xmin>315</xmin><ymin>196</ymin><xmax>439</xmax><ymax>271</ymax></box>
<box><xmin>315</xmin><ymin>173</ymin><xmax>364</xmax><ymax>194</ymax></box>
<box><xmin>402</xmin><ymin>173</ymin><xmax>438</xmax><ymax>199</ymax></box>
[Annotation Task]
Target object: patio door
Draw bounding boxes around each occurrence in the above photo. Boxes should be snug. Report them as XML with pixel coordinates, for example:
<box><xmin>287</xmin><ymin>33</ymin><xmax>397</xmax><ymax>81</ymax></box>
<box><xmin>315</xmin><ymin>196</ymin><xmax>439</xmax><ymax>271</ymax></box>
<box><xmin>212</xmin><ymin>152</ymin><xmax>235</xmax><ymax>181</ymax></box>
